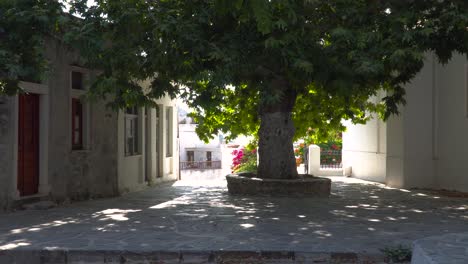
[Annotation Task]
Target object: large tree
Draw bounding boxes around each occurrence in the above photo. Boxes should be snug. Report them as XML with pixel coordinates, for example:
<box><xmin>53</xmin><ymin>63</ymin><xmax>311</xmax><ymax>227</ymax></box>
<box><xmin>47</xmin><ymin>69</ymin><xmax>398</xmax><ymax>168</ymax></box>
<box><xmin>2</xmin><ymin>0</ymin><xmax>467</xmax><ymax>179</ymax></box>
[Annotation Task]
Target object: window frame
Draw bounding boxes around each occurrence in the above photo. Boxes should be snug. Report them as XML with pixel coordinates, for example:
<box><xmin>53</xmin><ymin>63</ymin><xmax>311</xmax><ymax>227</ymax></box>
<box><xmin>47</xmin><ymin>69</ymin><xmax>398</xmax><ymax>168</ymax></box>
<box><xmin>165</xmin><ymin>106</ymin><xmax>173</xmax><ymax>157</ymax></box>
<box><xmin>187</xmin><ymin>151</ymin><xmax>194</xmax><ymax>162</ymax></box>
<box><xmin>69</xmin><ymin>67</ymin><xmax>89</xmax><ymax>151</ymax></box>
<box><xmin>71</xmin><ymin>98</ymin><xmax>83</xmax><ymax>150</ymax></box>
<box><xmin>125</xmin><ymin>106</ymin><xmax>140</xmax><ymax>156</ymax></box>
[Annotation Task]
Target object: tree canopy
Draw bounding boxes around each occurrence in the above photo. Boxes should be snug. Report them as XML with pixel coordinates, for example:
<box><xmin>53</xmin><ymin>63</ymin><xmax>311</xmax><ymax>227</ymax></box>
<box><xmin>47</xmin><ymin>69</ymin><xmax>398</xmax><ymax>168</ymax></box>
<box><xmin>1</xmin><ymin>0</ymin><xmax>467</xmax><ymax>179</ymax></box>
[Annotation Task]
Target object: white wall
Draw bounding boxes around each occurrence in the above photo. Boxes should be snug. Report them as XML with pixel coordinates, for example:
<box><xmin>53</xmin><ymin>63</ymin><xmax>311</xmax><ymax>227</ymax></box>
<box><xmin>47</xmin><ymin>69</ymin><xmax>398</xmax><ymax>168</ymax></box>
<box><xmin>345</xmin><ymin>53</ymin><xmax>468</xmax><ymax>192</ymax></box>
<box><xmin>435</xmin><ymin>54</ymin><xmax>468</xmax><ymax>192</ymax></box>
<box><xmin>179</xmin><ymin>124</ymin><xmax>222</xmax><ymax>162</ymax></box>
<box><xmin>385</xmin><ymin>114</ymin><xmax>405</xmax><ymax>188</ymax></box>
<box><xmin>117</xmin><ymin>95</ymin><xmax>178</xmax><ymax>194</ymax></box>
<box><xmin>342</xmin><ymin>94</ymin><xmax>387</xmax><ymax>183</ymax></box>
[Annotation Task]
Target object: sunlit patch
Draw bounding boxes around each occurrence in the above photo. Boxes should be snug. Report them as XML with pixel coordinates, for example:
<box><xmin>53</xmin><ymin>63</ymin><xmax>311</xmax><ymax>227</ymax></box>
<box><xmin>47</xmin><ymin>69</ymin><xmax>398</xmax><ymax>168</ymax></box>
<box><xmin>150</xmin><ymin>196</ymin><xmax>193</xmax><ymax>209</ymax></box>
<box><xmin>368</xmin><ymin>218</ymin><xmax>381</xmax><ymax>222</ymax></box>
<box><xmin>411</xmin><ymin>209</ymin><xmax>424</xmax><ymax>213</ymax></box>
<box><xmin>0</xmin><ymin>242</ymin><xmax>30</xmax><ymax>250</ymax></box>
<box><xmin>345</xmin><ymin>205</ymin><xmax>358</xmax><ymax>208</ymax></box>
<box><xmin>368</xmin><ymin>227</ymin><xmax>376</xmax><ymax>231</ymax></box>
<box><xmin>414</xmin><ymin>193</ymin><xmax>428</xmax><ymax>197</ymax></box>
<box><xmin>297</xmin><ymin>215</ymin><xmax>306</xmax><ymax>218</ymax></box>
<box><xmin>299</xmin><ymin>227</ymin><xmax>309</xmax><ymax>231</ymax></box>
<box><xmin>370</xmin><ymin>196</ymin><xmax>379</xmax><ymax>199</ymax></box>
<box><xmin>44</xmin><ymin>246</ymin><xmax>60</xmax><ymax>250</ymax></box>
<box><xmin>313</xmin><ymin>230</ymin><xmax>332</xmax><ymax>237</ymax></box>
<box><xmin>240</xmin><ymin>223</ymin><xmax>255</xmax><ymax>229</ymax></box>
<box><xmin>93</xmin><ymin>209</ymin><xmax>141</xmax><ymax>221</ymax></box>
<box><xmin>271</xmin><ymin>217</ymin><xmax>280</xmax><ymax>220</ymax></box>
<box><xmin>10</xmin><ymin>229</ymin><xmax>23</xmax><ymax>234</ymax></box>
<box><xmin>385</xmin><ymin>217</ymin><xmax>398</xmax><ymax>221</ymax></box>
<box><xmin>9</xmin><ymin>217</ymin><xmax>79</xmax><ymax>235</ymax></box>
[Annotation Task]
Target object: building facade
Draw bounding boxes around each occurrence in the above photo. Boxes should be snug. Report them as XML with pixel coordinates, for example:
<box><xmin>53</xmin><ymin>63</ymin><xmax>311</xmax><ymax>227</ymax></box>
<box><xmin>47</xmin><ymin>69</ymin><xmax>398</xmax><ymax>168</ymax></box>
<box><xmin>178</xmin><ymin>123</ymin><xmax>226</xmax><ymax>180</ymax></box>
<box><xmin>343</xmin><ymin>53</ymin><xmax>468</xmax><ymax>192</ymax></box>
<box><xmin>0</xmin><ymin>39</ymin><xmax>178</xmax><ymax>211</ymax></box>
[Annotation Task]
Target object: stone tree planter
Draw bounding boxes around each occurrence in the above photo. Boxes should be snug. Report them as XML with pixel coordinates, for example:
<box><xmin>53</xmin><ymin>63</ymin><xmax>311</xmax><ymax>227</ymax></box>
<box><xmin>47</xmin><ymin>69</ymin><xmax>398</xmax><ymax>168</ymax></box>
<box><xmin>226</xmin><ymin>173</ymin><xmax>331</xmax><ymax>197</ymax></box>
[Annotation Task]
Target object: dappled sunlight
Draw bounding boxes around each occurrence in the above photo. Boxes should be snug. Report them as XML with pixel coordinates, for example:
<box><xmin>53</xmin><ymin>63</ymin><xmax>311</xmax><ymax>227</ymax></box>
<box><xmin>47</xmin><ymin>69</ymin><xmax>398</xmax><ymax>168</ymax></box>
<box><xmin>313</xmin><ymin>230</ymin><xmax>332</xmax><ymax>238</ymax></box>
<box><xmin>0</xmin><ymin>176</ymin><xmax>466</xmax><ymax>254</ymax></box>
<box><xmin>149</xmin><ymin>194</ymin><xmax>196</xmax><ymax>209</ymax></box>
<box><xmin>240</xmin><ymin>223</ymin><xmax>255</xmax><ymax>229</ymax></box>
<box><xmin>92</xmin><ymin>208</ymin><xmax>141</xmax><ymax>221</ymax></box>
<box><xmin>8</xmin><ymin>217</ymin><xmax>79</xmax><ymax>235</ymax></box>
<box><xmin>0</xmin><ymin>241</ymin><xmax>30</xmax><ymax>250</ymax></box>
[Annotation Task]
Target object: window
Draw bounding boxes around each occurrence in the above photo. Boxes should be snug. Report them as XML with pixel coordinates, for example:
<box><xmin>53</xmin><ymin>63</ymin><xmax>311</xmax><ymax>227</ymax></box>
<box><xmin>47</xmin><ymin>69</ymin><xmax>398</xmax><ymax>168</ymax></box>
<box><xmin>70</xmin><ymin>69</ymin><xmax>88</xmax><ymax>151</ymax></box>
<box><xmin>71</xmin><ymin>98</ymin><xmax>83</xmax><ymax>150</ymax></box>
<box><xmin>165</xmin><ymin>106</ymin><xmax>173</xmax><ymax>157</ymax></box>
<box><xmin>71</xmin><ymin>71</ymin><xmax>83</xmax><ymax>90</ymax></box>
<box><xmin>206</xmin><ymin>151</ymin><xmax>212</xmax><ymax>167</ymax></box>
<box><xmin>125</xmin><ymin>106</ymin><xmax>139</xmax><ymax>156</ymax></box>
<box><xmin>187</xmin><ymin>151</ymin><xmax>194</xmax><ymax>162</ymax></box>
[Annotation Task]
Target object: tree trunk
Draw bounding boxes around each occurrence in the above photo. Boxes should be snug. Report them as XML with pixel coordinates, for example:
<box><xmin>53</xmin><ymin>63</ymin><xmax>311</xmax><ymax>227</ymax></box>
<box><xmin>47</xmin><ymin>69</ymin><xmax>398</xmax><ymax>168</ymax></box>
<box><xmin>257</xmin><ymin>78</ymin><xmax>299</xmax><ymax>179</ymax></box>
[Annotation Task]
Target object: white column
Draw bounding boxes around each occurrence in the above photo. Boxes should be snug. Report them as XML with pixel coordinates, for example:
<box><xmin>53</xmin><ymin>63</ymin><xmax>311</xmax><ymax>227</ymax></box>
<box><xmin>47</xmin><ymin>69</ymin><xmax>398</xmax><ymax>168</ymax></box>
<box><xmin>308</xmin><ymin>145</ymin><xmax>321</xmax><ymax>176</ymax></box>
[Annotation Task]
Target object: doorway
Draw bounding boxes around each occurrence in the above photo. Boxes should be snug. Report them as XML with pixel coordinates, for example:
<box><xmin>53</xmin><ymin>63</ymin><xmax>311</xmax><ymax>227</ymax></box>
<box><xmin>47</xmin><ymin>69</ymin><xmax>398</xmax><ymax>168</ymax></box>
<box><xmin>18</xmin><ymin>94</ymin><xmax>40</xmax><ymax>196</ymax></box>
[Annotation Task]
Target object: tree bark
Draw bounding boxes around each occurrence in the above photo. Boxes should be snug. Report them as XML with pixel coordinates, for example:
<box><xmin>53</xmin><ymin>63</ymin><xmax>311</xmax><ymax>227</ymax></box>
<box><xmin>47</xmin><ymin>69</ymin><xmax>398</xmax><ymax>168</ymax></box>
<box><xmin>257</xmin><ymin>78</ymin><xmax>299</xmax><ymax>179</ymax></box>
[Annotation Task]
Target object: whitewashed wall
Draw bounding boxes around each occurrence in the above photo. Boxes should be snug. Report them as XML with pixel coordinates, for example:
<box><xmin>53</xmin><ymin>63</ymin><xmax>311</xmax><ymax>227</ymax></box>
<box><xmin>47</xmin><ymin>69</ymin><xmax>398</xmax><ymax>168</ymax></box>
<box><xmin>344</xmin><ymin>53</ymin><xmax>468</xmax><ymax>192</ymax></box>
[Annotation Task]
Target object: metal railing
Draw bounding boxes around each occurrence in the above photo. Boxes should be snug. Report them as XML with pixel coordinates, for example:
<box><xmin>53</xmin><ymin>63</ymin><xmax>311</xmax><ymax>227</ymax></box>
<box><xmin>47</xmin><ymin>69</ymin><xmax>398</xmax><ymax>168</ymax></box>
<box><xmin>180</xmin><ymin>160</ymin><xmax>222</xmax><ymax>170</ymax></box>
<box><xmin>320</xmin><ymin>150</ymin><xmax>342</xmax><ymax>169</ymax></box>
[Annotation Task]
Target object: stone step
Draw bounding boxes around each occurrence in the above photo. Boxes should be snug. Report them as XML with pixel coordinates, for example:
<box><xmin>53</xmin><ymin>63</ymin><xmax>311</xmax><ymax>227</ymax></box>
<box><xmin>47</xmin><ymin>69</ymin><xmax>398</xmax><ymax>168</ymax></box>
<box><xmin>412</xmin><ymin>232</ymin><xmax>468</xmax><ymax>264</ymax></box>
<box><xmin>11</xmin><ymin>195</ymin><xmax>55</xmax><ymax>211</ymax></box>
<box><xmin>0</xmin><ymin>250</ymin><xmax>395</xmax><ymax>264</ymax></box>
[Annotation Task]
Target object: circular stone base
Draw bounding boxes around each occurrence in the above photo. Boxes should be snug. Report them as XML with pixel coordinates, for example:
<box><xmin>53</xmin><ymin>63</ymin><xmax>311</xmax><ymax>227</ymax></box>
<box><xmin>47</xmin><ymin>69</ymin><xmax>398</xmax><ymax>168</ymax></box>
<box><xmin>226</xmin><ymin>174</ymin><xmax>331</xmax><ymax>197</ymax></box>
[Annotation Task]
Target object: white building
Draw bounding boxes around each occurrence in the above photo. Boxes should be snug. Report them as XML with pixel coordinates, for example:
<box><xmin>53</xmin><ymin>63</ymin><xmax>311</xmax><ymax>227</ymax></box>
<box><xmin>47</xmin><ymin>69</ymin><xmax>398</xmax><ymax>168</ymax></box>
<box><xmin>343</xmin><ymin>53</ymin><xmax>468</xmax><ymax>192</ymax></box>
<box><xmin>179</xmin><ymin>123</ymin><xmax>222</xmax><ymax>163</ymax></box>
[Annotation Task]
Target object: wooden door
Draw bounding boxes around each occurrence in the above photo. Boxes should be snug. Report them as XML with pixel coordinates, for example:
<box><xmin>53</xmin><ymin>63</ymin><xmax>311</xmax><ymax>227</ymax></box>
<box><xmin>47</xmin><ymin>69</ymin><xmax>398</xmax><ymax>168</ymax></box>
<box><xmin>18</xmin><ymin>94</ymin><xmax>39</xmax><ymax>196</ymax></box>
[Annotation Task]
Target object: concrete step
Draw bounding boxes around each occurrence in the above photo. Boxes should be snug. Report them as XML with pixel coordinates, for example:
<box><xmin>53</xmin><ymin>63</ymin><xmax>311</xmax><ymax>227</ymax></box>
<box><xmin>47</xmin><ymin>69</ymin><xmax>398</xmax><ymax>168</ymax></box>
<box><xmin>0</xmin><ymin>249</ymin><xmax>395</xmax><ymax>264</ymax></box>
<box><xmin>412</xmin><ymin>232</ymin><xmax>468</xmax><ymax>264</ymax></box>
<box><xmin>11</xmin><ymin>195</ymin><xmax>55</xmax><ymax>211</ymax></box>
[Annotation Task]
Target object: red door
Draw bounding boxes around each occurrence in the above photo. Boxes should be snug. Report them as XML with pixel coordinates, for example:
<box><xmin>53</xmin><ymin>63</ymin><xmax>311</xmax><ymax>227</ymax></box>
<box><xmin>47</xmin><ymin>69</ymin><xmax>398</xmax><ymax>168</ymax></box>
<box><xmin>18</xmin><ymin>94</ymin><xmax>39</xmax><ymax>196</ymax></box>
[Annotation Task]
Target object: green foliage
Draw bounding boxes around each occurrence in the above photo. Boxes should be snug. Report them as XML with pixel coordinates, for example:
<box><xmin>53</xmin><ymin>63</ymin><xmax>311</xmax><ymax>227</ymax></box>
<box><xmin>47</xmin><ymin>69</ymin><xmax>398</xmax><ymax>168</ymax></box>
<box><xmin>380</xmin><ymin>244</ymin><xmax>412</xmax><ymax>263</ymax></box>
<box><xmin>72</xmin><ymin>0</ymin><xmax>467</xmax><ymax>141</ymax></box>
<box><xmin>2</xmin><ymin>0</ymin><xmax>467</xmax><ymax>146</ymax></box>
<box><xmin>0</xmin><ymin>0</ymin><xmax>63</xmax><ymax>95</ymax></box>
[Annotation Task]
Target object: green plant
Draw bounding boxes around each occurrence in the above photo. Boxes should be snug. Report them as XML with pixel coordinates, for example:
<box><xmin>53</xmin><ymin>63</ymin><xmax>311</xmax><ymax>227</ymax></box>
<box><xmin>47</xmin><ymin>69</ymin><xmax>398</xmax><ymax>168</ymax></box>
<box><xmin>380</xmin><ymin>245</ymin><xmax>412</xmax><ymax>263</ymax></box>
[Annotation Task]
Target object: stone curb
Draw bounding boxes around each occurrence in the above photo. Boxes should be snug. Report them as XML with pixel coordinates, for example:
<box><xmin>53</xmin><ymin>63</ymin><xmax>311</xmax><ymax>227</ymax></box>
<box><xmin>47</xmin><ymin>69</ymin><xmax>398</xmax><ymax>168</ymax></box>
<box><xmin>0</xmin><ymin>249</ymin><xmax>391</xmax><ymax>264</ymax></box>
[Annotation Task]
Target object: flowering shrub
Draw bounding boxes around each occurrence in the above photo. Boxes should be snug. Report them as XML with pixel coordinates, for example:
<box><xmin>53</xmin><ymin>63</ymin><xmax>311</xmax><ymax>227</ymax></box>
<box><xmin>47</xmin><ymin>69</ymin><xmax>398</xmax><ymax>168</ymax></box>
<box><xmin>231</xmin><ymin>147</ymin><xmax>257</xmax><ymax>173</ymax></box>
<box><xmin>294</xmin><ymin>143</ymin><xmax>306</xmax><ymax>166</ymax></box>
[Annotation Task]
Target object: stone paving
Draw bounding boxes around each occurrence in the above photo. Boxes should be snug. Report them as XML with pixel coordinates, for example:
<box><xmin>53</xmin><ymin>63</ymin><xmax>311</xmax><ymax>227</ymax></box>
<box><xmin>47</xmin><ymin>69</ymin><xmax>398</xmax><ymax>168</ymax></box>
<box><xmin>0</xmin><ymin>177</ymin><xmax>467</xmax><ymax>263</ymax></box>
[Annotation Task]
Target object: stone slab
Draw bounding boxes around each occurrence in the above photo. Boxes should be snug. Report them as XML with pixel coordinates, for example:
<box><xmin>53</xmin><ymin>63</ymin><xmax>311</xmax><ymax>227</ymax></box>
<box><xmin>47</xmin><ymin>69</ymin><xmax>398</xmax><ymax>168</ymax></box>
<box><xmin>0</xmin><ymin>177</ymin><xmax>466</xmax><ymax>263</ymax></box>
<box><xmin>412</xmin><ymin>232</ymin><xmax>468</xmax><ymax>264</ymax></box>
<box><xmin>226</xmin><ymin>174</ymin><xmax>331</xmax><ymax>197</ymax></box>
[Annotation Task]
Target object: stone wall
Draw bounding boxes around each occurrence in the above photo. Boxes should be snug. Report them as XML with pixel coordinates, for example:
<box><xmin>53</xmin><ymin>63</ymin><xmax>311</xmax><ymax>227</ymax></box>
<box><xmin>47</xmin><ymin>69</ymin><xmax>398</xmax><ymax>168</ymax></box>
<box><xmin>0</xmin><ymin>96</ymin><xmax>14</xmax><ymax>210</ymax></box>
<box><xmin>44</xmin><ymin>39</ymin><xmax>119</xmax><ymax>202</ymax></box>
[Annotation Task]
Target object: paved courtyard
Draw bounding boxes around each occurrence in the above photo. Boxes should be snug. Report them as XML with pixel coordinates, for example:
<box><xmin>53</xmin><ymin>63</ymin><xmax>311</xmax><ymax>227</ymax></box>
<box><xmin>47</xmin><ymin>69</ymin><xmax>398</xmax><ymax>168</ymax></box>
<box><xmin>0</xmin><ymin>177</ymin><xmax>467</xmax><ymax>262</ymax></box>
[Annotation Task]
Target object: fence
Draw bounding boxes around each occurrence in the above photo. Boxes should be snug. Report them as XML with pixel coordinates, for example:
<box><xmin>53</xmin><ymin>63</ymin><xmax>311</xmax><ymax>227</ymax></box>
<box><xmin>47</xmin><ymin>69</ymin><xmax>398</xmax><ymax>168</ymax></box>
<box><xmin>320</xmin><ymin>150</ymin><xmax>342</xmax><ymax>169</ymax></box>
<box><xmin>180</xmin><ymin>160</ymin><xmax>222</xmax><ymax>170</ymax></box>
